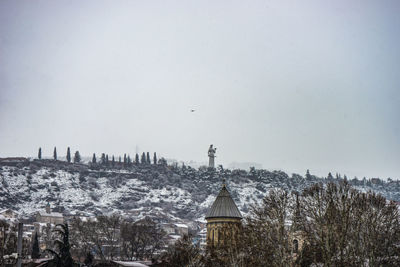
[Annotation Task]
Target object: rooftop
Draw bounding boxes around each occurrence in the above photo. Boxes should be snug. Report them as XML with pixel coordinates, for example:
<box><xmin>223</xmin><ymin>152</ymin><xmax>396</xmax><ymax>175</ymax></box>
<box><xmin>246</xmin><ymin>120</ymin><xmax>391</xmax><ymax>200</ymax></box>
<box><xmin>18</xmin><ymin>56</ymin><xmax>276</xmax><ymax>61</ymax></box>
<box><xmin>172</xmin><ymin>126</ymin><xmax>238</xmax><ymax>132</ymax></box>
<box><xmin>205</xmin><ymin>182</ymin><xmax>242</xmax><ymax>219</ymax></box>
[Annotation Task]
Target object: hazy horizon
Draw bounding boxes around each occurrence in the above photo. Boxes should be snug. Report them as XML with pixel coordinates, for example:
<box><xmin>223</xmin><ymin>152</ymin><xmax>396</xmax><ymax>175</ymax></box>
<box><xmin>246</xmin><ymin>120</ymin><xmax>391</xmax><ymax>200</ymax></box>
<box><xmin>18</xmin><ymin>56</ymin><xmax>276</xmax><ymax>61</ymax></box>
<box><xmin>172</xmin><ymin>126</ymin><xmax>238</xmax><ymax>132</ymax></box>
<box><xmin>1</xmin><ymin>1</ymin><xmax>399</xmax><ymax>180</ymax></box>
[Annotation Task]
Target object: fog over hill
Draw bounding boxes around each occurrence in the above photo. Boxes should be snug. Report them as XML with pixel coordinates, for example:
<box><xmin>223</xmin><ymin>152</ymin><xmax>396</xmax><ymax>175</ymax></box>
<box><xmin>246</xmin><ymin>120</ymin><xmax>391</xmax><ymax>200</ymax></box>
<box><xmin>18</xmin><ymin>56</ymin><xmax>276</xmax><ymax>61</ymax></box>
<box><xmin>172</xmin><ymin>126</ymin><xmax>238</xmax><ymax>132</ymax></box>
<box><xmin>1</xmin><ymin>159</ymin><xmax>399</xmax><ymax>224</ymax></box>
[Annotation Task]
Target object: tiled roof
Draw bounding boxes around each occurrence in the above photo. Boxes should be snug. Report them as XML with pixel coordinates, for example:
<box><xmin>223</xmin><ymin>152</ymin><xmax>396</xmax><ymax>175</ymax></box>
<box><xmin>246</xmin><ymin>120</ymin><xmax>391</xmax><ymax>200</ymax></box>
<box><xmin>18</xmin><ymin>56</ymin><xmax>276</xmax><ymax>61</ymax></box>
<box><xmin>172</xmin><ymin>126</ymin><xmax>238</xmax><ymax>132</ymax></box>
<box><xmin>205</xmin><ymin>184</ymin><xmax>242</xmax><ymax>219</ymax></box>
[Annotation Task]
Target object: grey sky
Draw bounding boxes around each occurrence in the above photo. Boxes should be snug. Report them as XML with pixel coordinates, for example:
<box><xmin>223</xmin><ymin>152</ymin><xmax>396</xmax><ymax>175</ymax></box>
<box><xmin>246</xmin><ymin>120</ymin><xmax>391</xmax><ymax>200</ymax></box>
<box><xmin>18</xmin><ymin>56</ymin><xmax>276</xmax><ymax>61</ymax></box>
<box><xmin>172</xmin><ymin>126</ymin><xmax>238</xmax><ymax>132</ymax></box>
<box><xmin>1</xmin><ymin>0</ymin><xmax>399</xmax><ymax>179</ymax></box>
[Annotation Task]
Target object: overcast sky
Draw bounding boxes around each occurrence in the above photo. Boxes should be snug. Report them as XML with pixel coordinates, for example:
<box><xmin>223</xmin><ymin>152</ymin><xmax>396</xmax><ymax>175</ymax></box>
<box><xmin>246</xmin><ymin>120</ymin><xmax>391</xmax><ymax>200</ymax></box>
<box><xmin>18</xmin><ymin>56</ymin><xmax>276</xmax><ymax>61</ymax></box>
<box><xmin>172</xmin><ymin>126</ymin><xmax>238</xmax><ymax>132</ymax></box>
<box><xmin>0</xmin><ymin>0</ymin><xmax>399</xmax><ymax>179</ymax></box>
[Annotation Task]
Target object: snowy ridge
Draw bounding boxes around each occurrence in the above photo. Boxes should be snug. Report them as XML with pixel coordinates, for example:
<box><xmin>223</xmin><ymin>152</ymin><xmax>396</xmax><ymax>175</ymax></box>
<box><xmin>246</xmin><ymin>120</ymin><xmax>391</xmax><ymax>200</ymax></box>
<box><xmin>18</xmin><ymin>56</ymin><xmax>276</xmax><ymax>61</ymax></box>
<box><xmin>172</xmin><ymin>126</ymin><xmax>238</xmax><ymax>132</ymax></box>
<box><xmin>0</xmin><ymin>161</ymin><xmax>399</xmax><ymax>223</ymax></box>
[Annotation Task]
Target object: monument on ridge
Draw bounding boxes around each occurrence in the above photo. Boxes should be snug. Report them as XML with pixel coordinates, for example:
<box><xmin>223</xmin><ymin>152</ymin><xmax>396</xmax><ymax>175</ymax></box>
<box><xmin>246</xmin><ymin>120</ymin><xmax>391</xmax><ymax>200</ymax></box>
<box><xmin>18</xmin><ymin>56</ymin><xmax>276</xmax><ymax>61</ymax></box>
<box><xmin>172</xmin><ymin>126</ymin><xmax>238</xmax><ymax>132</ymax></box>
<box><xmin>208</xmin><ymin>144</ymin><xmax>217</xmax><ymax>168</ymax></box>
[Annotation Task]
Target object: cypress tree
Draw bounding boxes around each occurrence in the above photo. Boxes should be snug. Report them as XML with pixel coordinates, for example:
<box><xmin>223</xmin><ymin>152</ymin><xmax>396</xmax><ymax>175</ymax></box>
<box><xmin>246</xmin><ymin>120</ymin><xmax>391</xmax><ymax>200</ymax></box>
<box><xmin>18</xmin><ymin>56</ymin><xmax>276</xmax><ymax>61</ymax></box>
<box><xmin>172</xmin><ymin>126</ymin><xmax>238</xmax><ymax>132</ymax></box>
<box><xmin>53</xmin><ymin>147</ymin><xmax>57</xmax><ymax>160</ymax></box>
<box><xmin>101</xmin><ymin>153</ymin><xmax>106</xmax><ymax>165</ymax></box>
<box><xmin>306</xmin><ymin>169</ymin><xmax>311</xmax><ymax>180</ymax></box>
<box><xmin>127</xmin><ymin>155</ymin><xmax>131</xmax><ymax>166</ymax></box>
<box><xmin>38</xmin><ymin>147</ymin><xmax>42</xmax><ymax>160</ymax></box>
<box><xmin>119</xmin><ymin>156</ymin><xmax>121</xmax><ymax>163</ymax></box>
<box><xmin>48</xmin><ymin>223</ymin><xmax>73</xmax><ymax>267</ymax></box>
<box><xmin>74</xmin><ymin>151</ymin><xmax>81</xmax><ymax>163</ymax></box>
<box><xmin>153</xmin><ymin>152</ymin><xmax>157</xmax><ymax>165</ymax></box>
<box><xmin>135</xmin><ymin>153</ymin><xmax>139</xmax><ymax>164</ymax></box>
<box><xmin>105</xmin><ymin>154</ymin><xmax>109</xmax><ymax>165</ymax></box>
<box><xmin>66</xmin><ymin>147</ymin><xmax>71</xmax><ymax>163</ymax></box>
<box><xmin>31</xmin><ymin>232</ymin><xmax>40</xmax><ymax>259</ymax></box>
<box><xmin>92</xmin><ymin>153</ymin><xmax>96</xmax><ymax>164</ymax></box>
<box><xmin>112</xmin><ymin>155</ymin><xmax>115</xmax><ymax>166</ymax></box>
<box><xmin>146</xmin><ymin>152</ymin><xmax>151</xmax><ymax>164</ymax></box>
<box><xmin>123</xmin><ymin>153</ymin><xmax>127</xmax><ymax>166</ymax></box>
<box><xmin>141</xmin><ymin>152</ymin><xmax>146</xmax><ymax>164</ymax></box>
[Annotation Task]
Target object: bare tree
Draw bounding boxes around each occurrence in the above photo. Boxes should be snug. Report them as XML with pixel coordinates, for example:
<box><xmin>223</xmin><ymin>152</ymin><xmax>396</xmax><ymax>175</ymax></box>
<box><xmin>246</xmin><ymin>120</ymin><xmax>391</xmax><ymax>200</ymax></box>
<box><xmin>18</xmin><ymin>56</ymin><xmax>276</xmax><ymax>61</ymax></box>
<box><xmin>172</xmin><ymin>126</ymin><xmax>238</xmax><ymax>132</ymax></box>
<box><xmin>121</xmin><ymin>218</ymin><xmax>165</xmax><ymax>261</ymax></box>
<box><xmin>299</xmin><ymin>181</ymin><xmax>400</xmax><ymax>266</ymax></box>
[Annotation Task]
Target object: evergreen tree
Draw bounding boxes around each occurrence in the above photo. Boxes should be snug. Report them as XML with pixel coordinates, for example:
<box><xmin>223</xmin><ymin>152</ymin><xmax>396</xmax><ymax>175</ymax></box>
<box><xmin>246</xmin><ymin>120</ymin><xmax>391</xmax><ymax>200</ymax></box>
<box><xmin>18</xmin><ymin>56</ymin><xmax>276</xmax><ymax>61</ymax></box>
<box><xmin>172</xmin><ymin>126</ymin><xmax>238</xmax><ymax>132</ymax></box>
<box><xmin>101</xmin><ymin>153</ymin><xmax>106</xmax><ymax>165</ymax></box>
<box><xmin>73</xmin><ymin>151</ymin><xmax>81</xmax><ymax>163</ymax></box>
<box><xmin>146</xmin><ymin>152</ymin><xmax>151</xmax><ymax>164</ymax></box>
<box><xmin>53</xmin><ymin>147</ymin><xmax>57</xmax><ymax>160</ymax></box>
<box><xmin>47</xmin><ymin>224</ymin><xmax>74</xmax><ymax>267</ymax></box>
<box><xmin>135</xmin><ymin>153</ymin><xmax>139</xmax><ymax>164</ymax></box>
<box><xmin>38</xmin><ymin>147</ymin><xmax>42</xmax><ymax>160</ymax></box>
<box><xmin>31</xmin><ymin>232</ymin><xmax>40</xmax><ymax>259</ymax></box>
<box><xmin>105</xmin><ymin>154</ymin><xmax>109</xmax><ymax>165</ymax></box>
<box><xmin>141</xmin><ymin>152</ymin><xmax>146</xmax><ymax>164</ymax></box>
<box><xmin>327</xmin><ymin>172</ymin><xmax>334</xmax><ymax>180</ymax></box>
<box><xmin>127</xmin><ymin>155</ymin><xmax>131</xmax><ymax>166</ymax></box>
<box><xmin>92</xmin><ymin>153</ymin><xmax>96</xmax><ymax>164</ymax></box>
<box><xmin>119</xmin><ymin>156</ymin><xmax>121</xmax><ymax>163</ymax></box>
<box><xmin>112</xmin><ymin>155</ymin><xmax>115</xmax><ymax>166</ymax></box>
<box><xmin>66</xmin><ymin>147</ymin><xmax>71</xmax><ymax>163</ymax></box>
<box><xmin>306</xmin><ymin>169</ymin><xmax>312</xmax><ymax>180</ymax></box>
<box><xmin>159</xmin><ymin>157</ymin><xmax>167</xmax><ymax>166</ymax></box>
<box><xmin>123</xmin><ymin>154</ymin><xmax>127</xmax><ymax>166</ymax></box>
<box><xmin>153</xmin><ymin>152</ymin><xmax>157</xmax><ymax>165</ymax></box>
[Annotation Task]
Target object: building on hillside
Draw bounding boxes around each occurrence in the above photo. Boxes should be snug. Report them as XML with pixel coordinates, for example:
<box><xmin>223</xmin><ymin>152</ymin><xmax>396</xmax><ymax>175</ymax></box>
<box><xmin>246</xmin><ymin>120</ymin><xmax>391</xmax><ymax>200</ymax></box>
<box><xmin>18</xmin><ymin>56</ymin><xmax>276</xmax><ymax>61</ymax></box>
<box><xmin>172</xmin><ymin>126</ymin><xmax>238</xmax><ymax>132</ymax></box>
<box><xmin>174</xmin><ymin>223</ymin><xmax>188</xmax><ymax>236</ymax></box>
<box><xmin>0</xmin><ymin>209</ymin><xmax>19</xmax><ymax>220</ymax></box>
<box><xmin>205</xmin><ymin>179</ymin><xmax>242</xmax><ymax>247</ymax></box>
<box><xmin>23</xmin><ymin>224</ymin><xmax>36</xmax><ymax>240</ymax></box>
<box><xmin>161</xmin><ymin>222</ymin><xmax>189</xmax><ymax>246</ymax></box>
<box><xmin>135</xmin><ymin>216</ymin><xmax>156</xmax><ymax>227</ymax></box>
<box><xmin>36</xmin><ymin>203</ymin><xmax>64</xmax><ymax>225</ymax></box>
<box><xmin>161</xmin><ymin>223</ymin><xmax>175</xmax><ymax>235</ymax></box>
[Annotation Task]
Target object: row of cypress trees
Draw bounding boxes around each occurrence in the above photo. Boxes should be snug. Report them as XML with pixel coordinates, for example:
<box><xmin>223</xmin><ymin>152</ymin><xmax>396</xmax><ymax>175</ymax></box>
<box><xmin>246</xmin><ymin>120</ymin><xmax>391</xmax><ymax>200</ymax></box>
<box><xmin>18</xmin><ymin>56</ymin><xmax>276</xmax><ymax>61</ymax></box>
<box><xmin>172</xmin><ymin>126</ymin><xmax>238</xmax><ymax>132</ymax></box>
<box><xmin>37</xmin><ymin>147</ymin><xmax>159</xmax><ymax>166</ymax></box>
<box><xmin>94</xmin><ymin>151</ymin><xmax>158</xmax><ymax>166</ymax></box>
<box><xmin>37</xmin><ymin>147</ymin><xmax>81</xmax><ymax>163</ymax></box>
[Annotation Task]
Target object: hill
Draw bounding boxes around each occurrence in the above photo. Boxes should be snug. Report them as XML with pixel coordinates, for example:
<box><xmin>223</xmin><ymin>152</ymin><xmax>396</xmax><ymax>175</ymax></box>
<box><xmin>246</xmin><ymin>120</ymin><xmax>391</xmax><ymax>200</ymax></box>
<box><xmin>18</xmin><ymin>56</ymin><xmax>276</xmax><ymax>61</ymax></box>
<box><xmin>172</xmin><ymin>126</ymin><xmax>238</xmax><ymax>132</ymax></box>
<box><xmin>0</xmin><ymin>159</ymin><xmax>399</xmax><ymax>223</ymax></box>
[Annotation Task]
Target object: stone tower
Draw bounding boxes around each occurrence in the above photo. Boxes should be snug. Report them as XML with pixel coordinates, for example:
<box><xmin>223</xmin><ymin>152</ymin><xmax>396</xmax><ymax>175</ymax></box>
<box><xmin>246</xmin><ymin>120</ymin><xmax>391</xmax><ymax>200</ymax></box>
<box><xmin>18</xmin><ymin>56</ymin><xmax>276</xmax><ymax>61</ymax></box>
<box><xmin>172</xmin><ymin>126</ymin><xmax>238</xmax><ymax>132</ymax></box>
<box><xmin>205</xmin><ymin>180</ymin><xmax>242</xmax><ymax>247</ymax></box>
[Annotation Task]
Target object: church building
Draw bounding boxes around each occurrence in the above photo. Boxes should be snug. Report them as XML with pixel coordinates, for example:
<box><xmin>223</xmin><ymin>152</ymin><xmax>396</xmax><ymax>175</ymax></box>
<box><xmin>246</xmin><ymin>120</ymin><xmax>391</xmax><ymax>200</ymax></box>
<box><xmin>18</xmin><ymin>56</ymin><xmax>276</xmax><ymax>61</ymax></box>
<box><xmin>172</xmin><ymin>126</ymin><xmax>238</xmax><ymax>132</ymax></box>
<box><xmin>205</xmin><ymin>180</ymin><xmax>242</xmax><ymax>247</ymax></box>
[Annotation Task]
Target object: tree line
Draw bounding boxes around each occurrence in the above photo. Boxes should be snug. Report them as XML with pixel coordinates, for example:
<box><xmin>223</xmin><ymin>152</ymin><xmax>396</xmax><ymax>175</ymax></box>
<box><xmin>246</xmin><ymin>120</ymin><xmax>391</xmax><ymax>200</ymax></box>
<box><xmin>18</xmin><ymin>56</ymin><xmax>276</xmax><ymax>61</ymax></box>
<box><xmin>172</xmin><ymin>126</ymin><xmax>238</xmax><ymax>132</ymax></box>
<box><xmin>37</xmin><ymin>147</ymin><xmax>162</xmax><ymax>167</ymax></box>
<box><xmin>159</xmin><ymin>181</ymin><xmax>400</xmax><ymax>267</ymax></box>
<box><xmin>2</xmin><ymin>215</ymin><xmax>166</xmax><ymax>266</ymax></box>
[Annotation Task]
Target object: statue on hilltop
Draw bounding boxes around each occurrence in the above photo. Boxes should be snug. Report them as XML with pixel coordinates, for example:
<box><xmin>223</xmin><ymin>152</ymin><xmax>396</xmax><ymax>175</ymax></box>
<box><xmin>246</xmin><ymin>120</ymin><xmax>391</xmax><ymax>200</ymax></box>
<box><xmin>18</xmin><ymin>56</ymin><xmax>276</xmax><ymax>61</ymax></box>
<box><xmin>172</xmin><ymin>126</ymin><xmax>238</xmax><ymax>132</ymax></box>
<box><xmin>208</xmin><ymin>144</ymin><xmax>217</xmax><ymax>168</ymax></box>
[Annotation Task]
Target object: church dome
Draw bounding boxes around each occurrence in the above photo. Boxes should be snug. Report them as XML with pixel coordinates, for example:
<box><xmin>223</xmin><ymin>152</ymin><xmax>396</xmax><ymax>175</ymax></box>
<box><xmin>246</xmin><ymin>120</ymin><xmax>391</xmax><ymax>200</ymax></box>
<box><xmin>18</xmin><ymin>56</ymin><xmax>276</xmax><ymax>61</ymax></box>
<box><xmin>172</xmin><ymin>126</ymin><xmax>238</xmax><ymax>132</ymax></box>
<box><xmin>205</xmin><ymin>182</ymin><xmax>242</xmax><ymax>219</ymax></box>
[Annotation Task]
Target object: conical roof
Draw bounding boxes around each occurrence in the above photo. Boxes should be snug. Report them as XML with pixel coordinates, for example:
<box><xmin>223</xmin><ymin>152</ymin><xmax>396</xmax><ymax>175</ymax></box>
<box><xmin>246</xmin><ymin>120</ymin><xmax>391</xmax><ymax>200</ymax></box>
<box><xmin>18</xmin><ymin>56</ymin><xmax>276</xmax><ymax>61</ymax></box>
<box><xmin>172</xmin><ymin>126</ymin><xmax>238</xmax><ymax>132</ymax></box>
<box><xmin>205</xmin><ymin>182</ymin><xmax>242</xmax><ymax>219</ymax></box>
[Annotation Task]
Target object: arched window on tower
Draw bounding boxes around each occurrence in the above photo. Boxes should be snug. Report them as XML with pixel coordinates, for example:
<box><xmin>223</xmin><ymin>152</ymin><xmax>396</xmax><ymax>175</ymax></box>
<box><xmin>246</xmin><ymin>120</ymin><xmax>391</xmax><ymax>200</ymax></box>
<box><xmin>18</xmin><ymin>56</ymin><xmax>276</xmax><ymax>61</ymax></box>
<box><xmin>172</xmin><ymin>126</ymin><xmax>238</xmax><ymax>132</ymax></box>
<box><xmin>293</xmin><ymin>239</ymin><xmax>299</xmax><ymax>253</ymax></box>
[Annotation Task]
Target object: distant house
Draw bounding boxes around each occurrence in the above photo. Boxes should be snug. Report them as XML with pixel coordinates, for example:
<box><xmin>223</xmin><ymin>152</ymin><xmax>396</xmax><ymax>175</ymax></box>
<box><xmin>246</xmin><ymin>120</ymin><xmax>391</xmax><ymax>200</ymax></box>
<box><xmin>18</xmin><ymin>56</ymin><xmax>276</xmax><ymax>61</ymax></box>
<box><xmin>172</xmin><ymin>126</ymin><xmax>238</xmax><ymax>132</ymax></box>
<box><xmin>161</xmin><ymin>222</ymin><xmax>189</xmax><ymax>237</ymax></box>
<box><xmin>161</xmin><ymin>223</ymin><xmax>175</xmax><ymax>235</ymax></box>
<box><xmin>0</xmin><ymin>208</ymin><xmax>19</xmax><ymax>219</ymax></box>
<box><xmin>36</xmin><ymin>203</ymin><xmax>64</xmax><ymax>225</ymax></box>
<box><xmin>174</xmin><ymin>223</ymin><xmax>189</xmax><ymax>236</ymax></box>
<box><xmin>160</xmin><ymin>222</ymin><xmax>190</xmax><ymax>246</ymax></box>
<box><xmin>134</xmin><ymin>217</ymin><xmax>156</xmax><ymax>227</ymax></box>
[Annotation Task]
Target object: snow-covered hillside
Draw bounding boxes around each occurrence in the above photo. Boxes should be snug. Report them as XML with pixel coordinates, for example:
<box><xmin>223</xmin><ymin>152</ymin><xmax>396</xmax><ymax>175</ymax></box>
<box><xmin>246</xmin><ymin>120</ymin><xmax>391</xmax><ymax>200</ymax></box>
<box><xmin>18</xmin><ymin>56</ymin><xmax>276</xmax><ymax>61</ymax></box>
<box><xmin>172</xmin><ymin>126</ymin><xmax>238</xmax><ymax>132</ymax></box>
<box><xmin>0</xmin><ymin>160</ymin><xmax>399</xmax><ymax>223</ymax></box>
